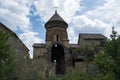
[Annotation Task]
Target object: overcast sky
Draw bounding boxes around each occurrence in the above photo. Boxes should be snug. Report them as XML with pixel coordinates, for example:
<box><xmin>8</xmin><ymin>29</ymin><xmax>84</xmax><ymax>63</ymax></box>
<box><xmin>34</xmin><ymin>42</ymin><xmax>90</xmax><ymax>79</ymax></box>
<box><xmin>0</xmin><ymin>0</ymin><xmax>120</xmax><ymax>58</ymax></box>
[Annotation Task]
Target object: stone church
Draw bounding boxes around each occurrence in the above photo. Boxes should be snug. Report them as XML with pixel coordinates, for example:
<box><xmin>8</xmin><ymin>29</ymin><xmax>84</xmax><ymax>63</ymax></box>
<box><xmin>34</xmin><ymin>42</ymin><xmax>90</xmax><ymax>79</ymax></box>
<box><xmin>0</xmin><ymin>10</ymin><xmax>107</xmax><ymax>79</ymax></box>
<box><xmin>33</xmin><ymin>10</ymin><xmax>107</xmax><ymax>76</ymax></box>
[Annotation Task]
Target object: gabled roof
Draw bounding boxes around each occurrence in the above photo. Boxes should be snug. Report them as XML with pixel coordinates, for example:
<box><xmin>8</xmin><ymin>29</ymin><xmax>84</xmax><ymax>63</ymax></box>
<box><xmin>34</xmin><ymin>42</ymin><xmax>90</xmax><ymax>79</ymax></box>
<box><xmin>79</xmin><ymin>33</ymin><xmax>107</xmax><ymax>40</ymax></box>
<box><xmin>47</xmin><ymin>11</ymin><xmax>66</xmax><ymax>23</ymax></box>
<box><xmin>33</xmin><ymin>43</ymin><xmax>46</xmax><ymax>48</ymax></box>
<box><xmin>0</xmin><ymin>22</ymin><xmax>29</xmax><ymax>51</ymax></box>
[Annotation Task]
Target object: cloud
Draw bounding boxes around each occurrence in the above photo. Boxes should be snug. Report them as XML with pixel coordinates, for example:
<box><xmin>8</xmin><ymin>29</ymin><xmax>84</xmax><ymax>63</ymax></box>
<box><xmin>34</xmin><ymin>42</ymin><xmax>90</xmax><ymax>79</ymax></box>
<box><xmin>0</xmin><ymin>0</ymin><xmax>120</xmax><ymax>58</ymax></box>
<box><xmin>34</xmin><ymin>0</ymin><xmax>82</xmax><ymax>23</ymax></box>
<box><xmin>61</xmin><ymin>0</ymin><xmax>82</xmax><ymax>23</ymax></box>
<box><xmin>33</xmin><ymin>0</ymin><xmax>120</xmax><ymax>43</ymax></box>
<box><xmin>86</xmin><ymin>0</ymin><xmax>120</xmax><ymax>36</ymax></box>
<box><xmin>0</xmin><ymin>0</ymin><xmax>44</xmax><ymax>58</ymax></box>
<box><xmin>33</xmin><ymin>0</ymin><xmax>82</xmax><ymax>43</ymax></box>
<box><xmin>0</xmin><ymin>0</ymin><xmax>31</xmax><ymax>31</ymax></box>
<box><xmin>87</xmin><ymin>0</ymin><xmax>120</xmax><ymax>21</ymax></box>
<box><xmin>67</xmin><ymin>27</ymin><xmax>78</xmax><ymax>43</ymax></box>
<box><xmin>33</xmin><ymin>0</ymin><xmax>54</xmax><ymax>21</ymax></box>
<box><xmin>69</xmin><ymin>0</ymin><xmax>120</xmax><ymax>41</ymax></box>
<box><xmin>19</xmin><ymin>30</ymin><xmax>44</xmax><ymax>58</ymax></box>
<box><xmin>68</xmin><ymin>15</ymin><xmax>110</xmax><ymax>43</ymax></box>
<box><xmin>72</xmin><ymin>15</ymin><xmax>109</xmax><ymax>29</ymax></box>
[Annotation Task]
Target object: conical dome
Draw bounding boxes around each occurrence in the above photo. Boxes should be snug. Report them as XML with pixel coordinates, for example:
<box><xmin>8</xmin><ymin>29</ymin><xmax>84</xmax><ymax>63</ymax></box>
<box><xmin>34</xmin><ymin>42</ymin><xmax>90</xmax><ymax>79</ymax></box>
<box><xmin>45</xmin><ymin>11</ymin><xmax>68</xmax><ymax>29</ymax></box>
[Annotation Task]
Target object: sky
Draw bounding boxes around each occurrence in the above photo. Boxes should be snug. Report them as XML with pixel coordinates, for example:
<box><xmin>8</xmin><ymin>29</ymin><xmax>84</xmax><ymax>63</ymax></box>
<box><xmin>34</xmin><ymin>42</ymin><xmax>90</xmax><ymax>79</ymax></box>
<box><xmin>0</xmin><ymin>0</ymin><xmax>120</xmax><ymax>58</ymax></box>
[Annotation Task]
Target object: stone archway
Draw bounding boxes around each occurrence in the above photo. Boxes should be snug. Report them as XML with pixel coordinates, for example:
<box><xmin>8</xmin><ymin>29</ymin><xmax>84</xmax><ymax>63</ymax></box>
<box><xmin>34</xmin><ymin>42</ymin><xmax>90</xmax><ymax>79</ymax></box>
<box><xmin>51</xmin><ymin>43</ymin><xmax>65</xmax><ymax>75</ymax></box>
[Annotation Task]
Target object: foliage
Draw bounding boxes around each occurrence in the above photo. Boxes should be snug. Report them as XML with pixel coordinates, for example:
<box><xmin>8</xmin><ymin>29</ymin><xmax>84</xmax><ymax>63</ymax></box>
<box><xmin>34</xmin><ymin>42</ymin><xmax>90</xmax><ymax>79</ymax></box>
<box><xmin>94</xmin><ymin>27</ymin><xmax>120</xmax><ymax>80</ymax></box>
<box><xmin>0</xmin><ymin>31</ymin><xmax>15</xmax><ymax>80</ymax></box>
<box><xmin>36</xmin><ymin>27</ymin><xmax>120</xmax><ymax>80</ymax></box>
<box><xmin>47</xmin><ymin>73</ymin><xmax>57</xmax><ymax>80</ymax></box>
<box><xmin>71</xmin><ymin>45</ymin><xmax>95</xmax><ymax>62</ymax></box>
<box><xmin>36</xmin><ymin>69</ymin><xmax>92</xmax><ymax>80</ymax></box>
<box><xmin>94</xmin><ymin>52</ymin><xmax>116</xmax><ymax>80</ymax></box>
<box><xmin>62</xmin><ymin>70</ymin><xmax>81</xmax><ymax>80</ymax></box>
<box><xmin>36</xmin><ymin>75</ymin><xmax>44</xmax><ymax>80</ymax></box>
<box><xmin>93</xmin><ymin>73</ymin><xmax>116</xmax><ymax>80</ymax></box>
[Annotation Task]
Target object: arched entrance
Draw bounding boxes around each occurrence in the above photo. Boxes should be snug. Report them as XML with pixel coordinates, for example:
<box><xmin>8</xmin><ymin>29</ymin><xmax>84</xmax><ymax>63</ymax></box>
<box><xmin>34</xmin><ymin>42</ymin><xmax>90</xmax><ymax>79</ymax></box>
<box><xmin>51</xmin><ymin>43</ymin><xmax>65</xmax><ymax>75</ymax></box>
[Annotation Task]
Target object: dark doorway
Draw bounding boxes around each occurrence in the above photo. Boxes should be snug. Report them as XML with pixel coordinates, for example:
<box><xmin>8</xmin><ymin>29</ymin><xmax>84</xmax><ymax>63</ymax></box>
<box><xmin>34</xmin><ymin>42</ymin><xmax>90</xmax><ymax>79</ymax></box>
<box><xmin>51</xmin><ymin>44</ymin><xmax>65</xmax><ymax>75</ymax></box>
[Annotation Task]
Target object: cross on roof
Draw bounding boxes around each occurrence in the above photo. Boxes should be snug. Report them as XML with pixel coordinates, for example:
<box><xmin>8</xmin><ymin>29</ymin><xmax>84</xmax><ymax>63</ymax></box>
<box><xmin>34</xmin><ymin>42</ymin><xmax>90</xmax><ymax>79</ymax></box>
<box><xmin>54</xmin><ymin>7</ymin><xmax>58</xmax><ymax>13</ymax></box>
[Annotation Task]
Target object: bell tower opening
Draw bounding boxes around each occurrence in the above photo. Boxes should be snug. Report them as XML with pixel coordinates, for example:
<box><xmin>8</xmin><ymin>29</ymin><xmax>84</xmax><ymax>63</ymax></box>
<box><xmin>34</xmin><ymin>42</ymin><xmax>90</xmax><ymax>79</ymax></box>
<box><xmin>51</xmin><ymin>44</ymin><xmax>65</xmax><ymax>75</ymax></box>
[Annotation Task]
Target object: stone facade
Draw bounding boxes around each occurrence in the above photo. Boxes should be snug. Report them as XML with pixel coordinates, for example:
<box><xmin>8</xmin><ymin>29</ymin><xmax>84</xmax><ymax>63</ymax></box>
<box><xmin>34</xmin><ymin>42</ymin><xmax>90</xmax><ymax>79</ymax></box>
<box><xmin>33</xmin><ymin>11</ymin><xmax>107</xmax><ymax>78</ymax></box>
<box><xmin>0</xmin><ymin>22</ymin><xmax>31</xmax><ymax>80</ymax></box>
<box><xmin>78</xmin><ymin>34</ymin><xmax>106</xmax><ymax>47</ymax></box>
<box><xmin>33</xmin><ymin>11</ymin><xmax>71</xmax><ymax>76</ymax></box>
<box><xmin>0</xmin><ymin>10</ymin><xmax>107</xmax><ymax>80</ymax></box>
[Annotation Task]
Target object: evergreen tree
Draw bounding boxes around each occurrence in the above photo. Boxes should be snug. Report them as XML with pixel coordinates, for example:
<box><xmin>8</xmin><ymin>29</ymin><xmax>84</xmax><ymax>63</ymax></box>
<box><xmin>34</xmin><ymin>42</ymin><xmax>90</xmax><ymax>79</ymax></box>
<box><xmin>94</xmin><ymin>27</ymin><xmax>120</xmax><ymax>80</ymax></box>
